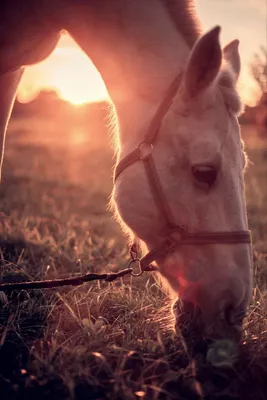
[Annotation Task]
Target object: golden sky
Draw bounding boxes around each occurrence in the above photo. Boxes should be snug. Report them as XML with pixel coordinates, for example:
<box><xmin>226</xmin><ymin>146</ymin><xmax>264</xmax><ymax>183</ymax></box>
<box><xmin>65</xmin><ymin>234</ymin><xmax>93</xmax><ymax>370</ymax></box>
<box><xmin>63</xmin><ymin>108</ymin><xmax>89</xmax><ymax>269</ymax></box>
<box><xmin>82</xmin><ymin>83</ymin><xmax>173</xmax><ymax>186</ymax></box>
<box><xmin>18</xmin><ymin>0</ymin><xmax>266</xmax><ymax>106</ymax></box>
<box><xmin>18</xmin><ymin>36</ymin><xmax>108</xmax><ymax>105</ymax></box>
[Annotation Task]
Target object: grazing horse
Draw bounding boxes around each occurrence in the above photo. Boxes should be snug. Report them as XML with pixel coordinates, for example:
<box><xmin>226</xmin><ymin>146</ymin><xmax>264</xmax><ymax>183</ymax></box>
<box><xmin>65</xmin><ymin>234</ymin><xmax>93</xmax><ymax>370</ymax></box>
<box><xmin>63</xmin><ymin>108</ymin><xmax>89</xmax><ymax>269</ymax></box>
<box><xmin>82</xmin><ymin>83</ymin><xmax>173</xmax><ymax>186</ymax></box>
<box><xmin>0</xmin><ymin>0</ymin><xmax>252</xmax><ymax>345</ymax></box>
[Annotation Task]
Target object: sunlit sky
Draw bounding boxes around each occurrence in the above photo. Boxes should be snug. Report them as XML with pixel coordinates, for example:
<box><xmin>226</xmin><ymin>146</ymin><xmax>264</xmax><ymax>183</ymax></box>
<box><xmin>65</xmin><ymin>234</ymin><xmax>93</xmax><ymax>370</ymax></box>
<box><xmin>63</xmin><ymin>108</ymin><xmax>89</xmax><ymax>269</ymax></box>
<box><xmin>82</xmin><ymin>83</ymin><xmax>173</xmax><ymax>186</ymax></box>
<box><xmin>18</xmin><ymin>0</ymin><xmax>266</xmax><ymax>106</ymax></box>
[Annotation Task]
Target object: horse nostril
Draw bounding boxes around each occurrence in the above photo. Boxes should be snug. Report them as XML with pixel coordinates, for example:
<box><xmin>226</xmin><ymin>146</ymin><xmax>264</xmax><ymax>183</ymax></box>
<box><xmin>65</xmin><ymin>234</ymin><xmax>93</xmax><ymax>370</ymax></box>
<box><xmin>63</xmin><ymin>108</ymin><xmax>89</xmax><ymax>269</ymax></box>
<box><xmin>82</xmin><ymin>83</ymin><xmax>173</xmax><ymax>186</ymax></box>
<box><xmin>224</xmin><ymin>304</ymin><xmax>246</xmax><ymax>327</ymax></box>
<box><xmin>225</xmin><ymin>305</ymin><xmax>235</xmax><ymax>325</ymax></box>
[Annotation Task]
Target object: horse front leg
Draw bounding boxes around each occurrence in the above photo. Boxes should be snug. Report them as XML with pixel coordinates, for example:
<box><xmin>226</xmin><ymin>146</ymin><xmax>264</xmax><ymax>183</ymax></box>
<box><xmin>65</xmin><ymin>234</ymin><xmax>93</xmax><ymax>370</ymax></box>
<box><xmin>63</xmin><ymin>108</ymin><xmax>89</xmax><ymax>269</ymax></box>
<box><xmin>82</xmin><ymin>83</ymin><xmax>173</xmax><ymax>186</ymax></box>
<box><xmin>0</xmin><ymin>68</ymin><xmax>24</xmax><ymax>181</ymax></box>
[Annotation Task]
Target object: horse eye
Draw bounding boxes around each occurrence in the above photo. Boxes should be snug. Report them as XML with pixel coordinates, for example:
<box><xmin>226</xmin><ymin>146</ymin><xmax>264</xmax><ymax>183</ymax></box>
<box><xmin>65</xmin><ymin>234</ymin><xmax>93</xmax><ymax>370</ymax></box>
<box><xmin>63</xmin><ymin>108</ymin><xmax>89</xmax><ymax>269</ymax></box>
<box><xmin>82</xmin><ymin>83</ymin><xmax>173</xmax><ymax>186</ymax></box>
<box><xmin>192</xmin><ymin>165</ymin><xmax>218</xmax><ymax>187</ymax></box>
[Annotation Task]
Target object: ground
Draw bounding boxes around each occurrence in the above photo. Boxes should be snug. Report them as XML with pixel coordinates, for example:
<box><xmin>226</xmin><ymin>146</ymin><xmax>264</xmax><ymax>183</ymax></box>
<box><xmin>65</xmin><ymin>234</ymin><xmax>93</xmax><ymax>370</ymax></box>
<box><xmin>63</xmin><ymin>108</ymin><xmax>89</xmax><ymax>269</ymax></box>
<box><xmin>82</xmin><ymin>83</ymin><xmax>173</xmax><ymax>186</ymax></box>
<box><xmin>0</xmin><ymin>108</ymin><xmax>267</xmax><ymax>400</ymax></box>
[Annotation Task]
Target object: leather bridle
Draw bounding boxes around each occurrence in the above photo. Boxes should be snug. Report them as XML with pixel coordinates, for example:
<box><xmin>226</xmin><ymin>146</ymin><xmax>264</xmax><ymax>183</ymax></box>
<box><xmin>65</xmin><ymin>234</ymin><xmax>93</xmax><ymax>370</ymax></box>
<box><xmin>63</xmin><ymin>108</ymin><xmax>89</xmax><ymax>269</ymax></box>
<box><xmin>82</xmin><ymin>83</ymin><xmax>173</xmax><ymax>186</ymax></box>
<box><xmin>114</xmin><ymin>76</ymin><xmax>252</xmax><ymax>275</ymax></box>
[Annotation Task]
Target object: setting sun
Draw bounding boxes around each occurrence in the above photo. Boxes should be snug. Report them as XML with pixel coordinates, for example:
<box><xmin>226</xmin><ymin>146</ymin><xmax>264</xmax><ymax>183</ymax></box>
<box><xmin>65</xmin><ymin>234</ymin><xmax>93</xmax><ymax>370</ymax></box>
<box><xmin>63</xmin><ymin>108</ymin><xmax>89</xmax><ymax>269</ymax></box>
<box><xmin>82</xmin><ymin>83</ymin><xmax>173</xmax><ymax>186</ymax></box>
<box><xmin>50</xmin><ymin>49</ymin><xmax>108</xmax><ymax>105</ymax></box>
<box><xmin>17</xmin><ymin>35</ymin><xmax>109</xmax><ymax>105</ymax></box>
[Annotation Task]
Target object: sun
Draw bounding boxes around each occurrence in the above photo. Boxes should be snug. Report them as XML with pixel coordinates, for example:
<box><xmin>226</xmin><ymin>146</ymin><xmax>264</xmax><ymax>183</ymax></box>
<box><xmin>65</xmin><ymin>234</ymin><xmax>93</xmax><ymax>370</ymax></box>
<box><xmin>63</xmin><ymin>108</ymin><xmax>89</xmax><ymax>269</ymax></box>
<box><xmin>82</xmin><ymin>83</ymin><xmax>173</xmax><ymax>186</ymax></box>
<box><xmin>50</xmin><ymin>47</ymin><xmax>109</xmax><ymax>105</ymax></box>
<box><xmin>17</xmin><ymin>34</ymin><xmax>109</xmax><ymax>105</ymax></box>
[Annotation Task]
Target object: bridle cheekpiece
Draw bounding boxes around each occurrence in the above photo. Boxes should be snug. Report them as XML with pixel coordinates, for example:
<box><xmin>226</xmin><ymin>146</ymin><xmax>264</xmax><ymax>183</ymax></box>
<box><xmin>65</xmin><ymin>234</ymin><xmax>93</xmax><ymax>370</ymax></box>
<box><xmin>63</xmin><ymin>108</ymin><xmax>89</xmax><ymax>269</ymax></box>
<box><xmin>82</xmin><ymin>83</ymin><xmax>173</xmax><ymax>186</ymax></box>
<box><xmin>114</xmin><ymin>76</ymin><xmax>251</xmax><ymax>275</ymax></box>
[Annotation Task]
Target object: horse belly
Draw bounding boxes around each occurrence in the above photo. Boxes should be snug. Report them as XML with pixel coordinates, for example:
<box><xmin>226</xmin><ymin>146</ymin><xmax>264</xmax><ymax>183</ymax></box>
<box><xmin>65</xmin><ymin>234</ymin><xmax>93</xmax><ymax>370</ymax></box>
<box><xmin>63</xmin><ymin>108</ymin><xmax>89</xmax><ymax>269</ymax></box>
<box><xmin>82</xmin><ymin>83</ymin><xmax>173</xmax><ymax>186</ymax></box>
<box><xmin>0</xmin><ymin>0</ymin><xmax>60</xmax><ymax>74</ymax></box>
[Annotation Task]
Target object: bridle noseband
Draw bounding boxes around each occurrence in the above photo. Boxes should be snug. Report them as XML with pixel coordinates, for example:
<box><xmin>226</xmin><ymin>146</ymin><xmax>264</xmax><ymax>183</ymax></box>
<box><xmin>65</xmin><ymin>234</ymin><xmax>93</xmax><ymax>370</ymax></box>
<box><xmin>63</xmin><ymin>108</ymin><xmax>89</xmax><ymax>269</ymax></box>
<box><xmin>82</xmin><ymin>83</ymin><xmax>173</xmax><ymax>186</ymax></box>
<box><xmin>114</xmin><ymin>76</ymin><xmax>251</xmax><ymax>274</ymax></box>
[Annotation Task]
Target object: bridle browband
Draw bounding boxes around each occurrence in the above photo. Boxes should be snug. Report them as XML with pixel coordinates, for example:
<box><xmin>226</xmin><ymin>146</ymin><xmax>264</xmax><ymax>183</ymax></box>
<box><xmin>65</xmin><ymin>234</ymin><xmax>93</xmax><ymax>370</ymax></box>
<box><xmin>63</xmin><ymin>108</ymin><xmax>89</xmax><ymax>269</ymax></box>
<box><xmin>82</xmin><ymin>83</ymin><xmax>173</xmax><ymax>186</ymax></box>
<box><xmin>114</xmin><ymin>75</ymin><xmax>251</xmax><ymax>275</ymax></box>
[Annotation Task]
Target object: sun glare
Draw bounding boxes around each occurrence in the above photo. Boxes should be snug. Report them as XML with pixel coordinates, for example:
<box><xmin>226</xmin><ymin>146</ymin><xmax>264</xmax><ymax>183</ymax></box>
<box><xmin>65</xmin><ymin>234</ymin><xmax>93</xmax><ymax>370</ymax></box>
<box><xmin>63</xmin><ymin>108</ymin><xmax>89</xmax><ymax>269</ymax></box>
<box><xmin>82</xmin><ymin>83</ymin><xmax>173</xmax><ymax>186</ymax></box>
<box><xmin>17</xmin><ymin>33</ymin><xmax>260</xmax><ymax>107</ymax></box>
<box><xmin>50</xmin><ymin>49</ymin><xmax>108</xmax><ymax>105</ymax></box>
<box><xmin>17</xmin><ymin>35</ymin><xmax>109</xmax><ymax>105</ymax></box>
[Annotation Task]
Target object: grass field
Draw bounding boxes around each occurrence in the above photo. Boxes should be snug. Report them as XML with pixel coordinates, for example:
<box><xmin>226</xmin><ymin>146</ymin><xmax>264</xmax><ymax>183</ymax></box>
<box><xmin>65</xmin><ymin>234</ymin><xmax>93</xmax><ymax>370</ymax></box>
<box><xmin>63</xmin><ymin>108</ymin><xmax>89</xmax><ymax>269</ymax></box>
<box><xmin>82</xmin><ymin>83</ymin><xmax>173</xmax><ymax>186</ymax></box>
<box><xmin>0</xmin><ymin>110</ymin><xmax>267</xmax><ymax>400</ymax></box>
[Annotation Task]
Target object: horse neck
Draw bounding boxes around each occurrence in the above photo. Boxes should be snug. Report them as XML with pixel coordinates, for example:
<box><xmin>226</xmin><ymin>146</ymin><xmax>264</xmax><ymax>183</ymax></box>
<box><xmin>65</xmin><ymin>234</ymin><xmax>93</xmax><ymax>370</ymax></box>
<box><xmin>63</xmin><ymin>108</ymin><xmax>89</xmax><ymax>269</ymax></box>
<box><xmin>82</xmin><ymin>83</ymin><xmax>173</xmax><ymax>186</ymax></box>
<box><xmin>66</xmin><ymin>0</ymin><xmax>192</xmax><ymax>156</ymax></box>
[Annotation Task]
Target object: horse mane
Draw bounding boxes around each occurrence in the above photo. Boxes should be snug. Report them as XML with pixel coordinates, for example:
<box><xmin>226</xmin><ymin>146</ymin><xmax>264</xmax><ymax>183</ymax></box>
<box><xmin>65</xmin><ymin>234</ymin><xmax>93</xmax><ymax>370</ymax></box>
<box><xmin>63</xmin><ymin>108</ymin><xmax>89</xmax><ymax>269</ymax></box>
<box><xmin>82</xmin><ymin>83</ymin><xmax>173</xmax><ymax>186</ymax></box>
<box><xmin>161</xmin><ymin>0</ymin><xmax>202</xmax><ymax>47</ymax></box>
<box><xmin>162</xmin><ymin>0</ymin><xmax>242</xmax><ymax>114</ymax></box>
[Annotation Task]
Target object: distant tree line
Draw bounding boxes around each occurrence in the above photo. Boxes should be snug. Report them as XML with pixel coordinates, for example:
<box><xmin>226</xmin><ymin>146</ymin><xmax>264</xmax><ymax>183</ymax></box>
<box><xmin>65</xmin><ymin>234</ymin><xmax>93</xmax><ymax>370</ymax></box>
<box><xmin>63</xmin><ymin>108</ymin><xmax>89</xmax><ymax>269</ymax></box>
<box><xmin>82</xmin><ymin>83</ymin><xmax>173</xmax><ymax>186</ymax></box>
<box><xmin>240</xmin><ymin>47</ymin><xmax>267</xmax><ymax>128</ymax></box>
<box><xmin>251</xmin><ymin>46</ymin><xmax>267</xmax><ymax>100</ymax></box>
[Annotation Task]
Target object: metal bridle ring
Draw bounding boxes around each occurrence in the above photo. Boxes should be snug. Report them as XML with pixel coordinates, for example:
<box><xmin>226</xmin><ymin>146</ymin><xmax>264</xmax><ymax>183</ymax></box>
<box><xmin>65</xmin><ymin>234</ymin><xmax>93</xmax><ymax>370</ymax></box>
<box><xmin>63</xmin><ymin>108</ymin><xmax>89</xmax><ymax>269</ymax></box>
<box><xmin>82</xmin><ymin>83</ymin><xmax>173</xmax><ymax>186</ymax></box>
<box><xmin>138</xmin><ymin>141</ymin><xmax>153</xmax><ymax>160</ymax></box>
<box><xmin>127</xmin><ymin>259</ymin><xmax>144</xmax><ymax>277</ymax></box>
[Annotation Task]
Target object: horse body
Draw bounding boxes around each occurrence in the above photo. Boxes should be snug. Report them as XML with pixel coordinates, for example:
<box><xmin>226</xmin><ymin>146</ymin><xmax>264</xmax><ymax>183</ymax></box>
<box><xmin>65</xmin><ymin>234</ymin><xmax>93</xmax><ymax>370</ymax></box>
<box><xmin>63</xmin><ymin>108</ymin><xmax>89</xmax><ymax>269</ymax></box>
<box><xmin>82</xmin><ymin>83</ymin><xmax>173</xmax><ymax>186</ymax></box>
<box><xmin>0</xmin><ymin>0</ymin><xmax>252</xmax><ymax>342</ymax></box>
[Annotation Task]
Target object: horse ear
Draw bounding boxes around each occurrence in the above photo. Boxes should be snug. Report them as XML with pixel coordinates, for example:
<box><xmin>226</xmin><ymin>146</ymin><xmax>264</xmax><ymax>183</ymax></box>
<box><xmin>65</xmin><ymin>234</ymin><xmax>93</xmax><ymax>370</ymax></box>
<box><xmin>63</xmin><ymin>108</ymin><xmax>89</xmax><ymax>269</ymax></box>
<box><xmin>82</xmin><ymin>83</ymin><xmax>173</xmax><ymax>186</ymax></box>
<box><xmin>183</xmin><ymin>26</ymin><xmax>222</xmax><ymax>99</ymax></box>
<box><xmin>223</xmin><ymin>40</ymin><xmax>241</xmax><ymax>82</ymax></box>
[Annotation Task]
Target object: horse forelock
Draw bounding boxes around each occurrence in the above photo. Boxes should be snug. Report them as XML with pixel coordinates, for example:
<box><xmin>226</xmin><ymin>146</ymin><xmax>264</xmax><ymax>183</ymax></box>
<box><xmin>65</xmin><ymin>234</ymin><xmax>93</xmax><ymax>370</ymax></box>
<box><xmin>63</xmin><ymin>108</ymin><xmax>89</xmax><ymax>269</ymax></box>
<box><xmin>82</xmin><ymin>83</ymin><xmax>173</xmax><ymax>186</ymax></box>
<box><xmin>218</xmin><ymin>67</ymin><xmax>243</xmax><ymax>115</ymax></box>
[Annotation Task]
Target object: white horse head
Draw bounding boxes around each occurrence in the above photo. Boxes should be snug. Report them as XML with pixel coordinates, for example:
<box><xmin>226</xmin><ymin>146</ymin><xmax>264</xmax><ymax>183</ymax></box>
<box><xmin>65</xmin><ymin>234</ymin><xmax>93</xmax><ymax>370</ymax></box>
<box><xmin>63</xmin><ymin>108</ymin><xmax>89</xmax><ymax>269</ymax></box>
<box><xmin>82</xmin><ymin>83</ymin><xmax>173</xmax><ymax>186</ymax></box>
<box><xmin>113</xmin><ymin>27</ymin><xmax>253</xmax><ymax>342</ymax></box>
